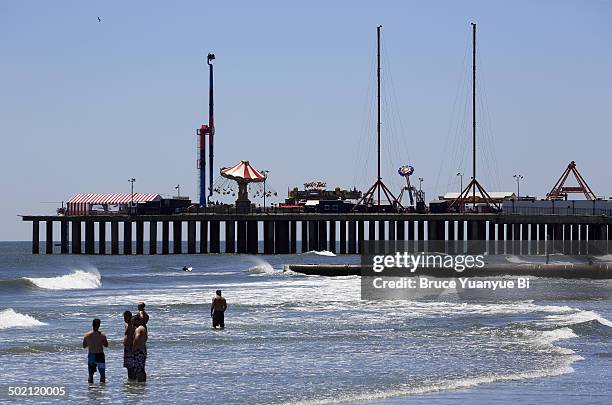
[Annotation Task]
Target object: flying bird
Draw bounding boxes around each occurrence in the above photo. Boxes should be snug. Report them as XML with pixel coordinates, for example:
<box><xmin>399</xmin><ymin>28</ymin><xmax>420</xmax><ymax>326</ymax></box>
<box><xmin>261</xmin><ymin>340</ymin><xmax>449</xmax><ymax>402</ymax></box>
<box><xmin>97</xmin><ymin>16</ymin><xmax>101</xmax><ymax>22</ymax></box>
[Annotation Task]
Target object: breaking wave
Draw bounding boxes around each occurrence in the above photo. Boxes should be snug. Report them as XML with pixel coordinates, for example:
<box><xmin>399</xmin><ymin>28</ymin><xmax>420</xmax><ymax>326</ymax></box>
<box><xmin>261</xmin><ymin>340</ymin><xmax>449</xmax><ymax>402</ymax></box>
<box><xmin>0</xmin><ymin>308</ymin><xmax>47</xmax><ymax>330</ymax></box>
<box><xmin>22</xmin><ymin>269</ymin><xmax>101</xmax><ymax>290</ymax></box>
<box><xmin>303</xmin><ymin>250</ymin><xmax>336</xmax><ymax>257</ymax></box>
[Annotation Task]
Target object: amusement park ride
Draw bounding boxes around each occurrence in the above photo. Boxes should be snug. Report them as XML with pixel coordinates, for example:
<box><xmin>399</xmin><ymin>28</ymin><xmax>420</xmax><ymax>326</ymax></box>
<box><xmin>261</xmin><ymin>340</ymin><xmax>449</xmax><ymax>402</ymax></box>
<box><xmin>546</xmin><ymin>161</ymin><xmax>597</xmax><ymax>200</ymax></box>
<box><xmin>397</xmin><ymin>165</ymin><xmax>425</xmax><ymax>209</ymax></box>
<box><xmin>353</xmin><ymin>26</ymin><xmax>403</xmax><ymax>212</ymax></box>
<box><xmin>448</xmin><ymin>23</ymin><xmax>500</xmax><ymax>213</ymax></box>
<box><xmin>196</xmin><ymin>53</ymin><xmax>216</xmax><ymax>207</ymax></box>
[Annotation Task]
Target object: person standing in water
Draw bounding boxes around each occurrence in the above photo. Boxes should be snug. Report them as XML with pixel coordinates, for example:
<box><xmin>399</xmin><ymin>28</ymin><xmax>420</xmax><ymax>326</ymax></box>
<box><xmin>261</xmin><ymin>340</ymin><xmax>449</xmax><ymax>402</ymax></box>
<box><xmin>123</xmin><ymin>310</ymin><xmax>135</xmax><ymax>380</ymax></box>
<box><xmin>133</xmin><ymin>314</ymin><xmax>148</xmax><ymax>382</ymax></box>
<box><xmin>137</xmin><ymin>302</ymin><xmax>149</xmax><ymax>326</ymax></box>
<box><xmin>211</xmin><ymin>290</ymin><xmax>227</xmax><ymax>329</ymax></box>
<box><xmin>83</xmin><ymin>318</ymin><xmax>108</xmax><ymax>384</ymax></box>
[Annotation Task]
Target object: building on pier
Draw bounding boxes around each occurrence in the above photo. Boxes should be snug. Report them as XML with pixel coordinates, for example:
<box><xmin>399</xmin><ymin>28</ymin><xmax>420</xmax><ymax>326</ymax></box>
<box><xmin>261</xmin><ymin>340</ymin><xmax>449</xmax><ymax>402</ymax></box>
<box><xmin>64</xmin><ymin>193</ymin><xmax>192</xmax><ymax>216</ymax></box>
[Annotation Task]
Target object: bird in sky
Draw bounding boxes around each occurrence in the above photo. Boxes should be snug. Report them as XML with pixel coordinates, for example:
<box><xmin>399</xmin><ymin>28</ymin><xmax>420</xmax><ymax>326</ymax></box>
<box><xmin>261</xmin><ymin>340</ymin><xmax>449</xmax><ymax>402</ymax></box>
<box><xmin>97</xmin><ymin>16</ymin><xmax>101</xmax><ymax>23</ymax></box>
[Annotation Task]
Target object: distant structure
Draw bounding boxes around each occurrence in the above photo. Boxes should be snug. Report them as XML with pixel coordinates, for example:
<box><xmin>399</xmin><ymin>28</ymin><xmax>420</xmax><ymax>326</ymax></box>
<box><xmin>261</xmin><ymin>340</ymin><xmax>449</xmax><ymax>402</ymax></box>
<box><xmin>397</xmin><ymin>165</ymin><xmax>416</xmax><ymax>206</ymax></box>
<box><xmin>197</xmin><ymin>52</ymin><xmax>216</xmax><ymax>207</ymax></box>
<box><xmin>449</xmin><ymin>23</ymin><xmax>499</xmax><ymax>213</ymax></box>
<box><xmin>220</xmin><ymin>160</ymin><xmax>266</xmax><ymax>212</ymax></box>
<box><xmin>546</xmin><ymin>161</ymin><xmax>597</xmax><ymax>200</ymax></box>
<box><xmin>285</xmin><ymin>182</ymin><xmax>362</xmax><ymax>212</ymax></box>
<box><xmin>64</xmin><ymin>194</ymin><xmax>191</xmax><ymax>215</ymax></box>
<box><xmin>354</xmin><ymin>26</ymin><xmax>402</xmax><ymax>212</ymax></box>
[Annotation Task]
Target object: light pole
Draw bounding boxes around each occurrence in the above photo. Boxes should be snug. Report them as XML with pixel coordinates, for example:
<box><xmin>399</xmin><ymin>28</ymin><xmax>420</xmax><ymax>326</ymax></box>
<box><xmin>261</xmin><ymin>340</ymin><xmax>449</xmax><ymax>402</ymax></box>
<box><xmin>128</xmin><ymin>178</ymin><xmax>136</xmax><ymax>213</ymax></box>
<box><xmin>175</xmin><ymin>184</ymin><xmax>181</xmax><ymax>198</ymax></box>
<box><xmin>513</xmin><ymin>174</ymin><xmax>523</xmax><ymax>199</ymax></box>
<box><xmin>456</xmin><ymin>172</ymin><xmax>463</xmax><ymax>193</ymax></box>
<box><xmin>262</xmin><ymin>170</ymin><xmax>270</xmax><ymax>210</ymax></box>
<box><xmin>418</xmin><ymin>177</ymin><xmax>424</xmax><ymax>192</ymax></box>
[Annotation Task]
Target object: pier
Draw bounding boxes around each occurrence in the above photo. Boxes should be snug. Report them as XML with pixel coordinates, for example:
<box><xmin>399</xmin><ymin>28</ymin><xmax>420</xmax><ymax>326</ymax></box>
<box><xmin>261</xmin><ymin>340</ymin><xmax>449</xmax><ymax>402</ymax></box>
<box><xmin>22</xmin><ymin>213</ymin><xmax>612</xmax><ymax>255</ymax></box>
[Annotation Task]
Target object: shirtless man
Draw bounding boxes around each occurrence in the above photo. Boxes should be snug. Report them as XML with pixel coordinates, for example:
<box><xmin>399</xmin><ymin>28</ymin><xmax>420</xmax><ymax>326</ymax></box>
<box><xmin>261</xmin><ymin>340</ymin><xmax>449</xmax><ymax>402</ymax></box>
<box><xmin>82</xmin><ymin>318</ymin><xmax>109</xmax><ymax>384</ymax></box>
<box><xmin>123</xmin><ymin>311</ymin><xmax>135</xmax><ymax>380</ymax></box>
<box><xmin>211</xmin><ymin>290</ymin><xmax>227</xmax><ymax>329</ymax></box>
<box><xmin>137</xmin><ymin>302</ymin><xmax>149</xmax><ymax>326</ymax></box>
<box><xmin>133</xmin><ymin>315</ymin><xmax>148</xmax><ymax>382</ymax></box>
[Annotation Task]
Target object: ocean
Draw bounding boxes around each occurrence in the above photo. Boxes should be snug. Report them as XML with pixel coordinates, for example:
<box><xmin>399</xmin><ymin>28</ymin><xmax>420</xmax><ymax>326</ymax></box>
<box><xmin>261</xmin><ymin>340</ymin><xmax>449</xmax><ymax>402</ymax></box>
<box><xmin>0</xmin><ymin>241</ymin><xmax>610</xmax><ymax>404</ymax></box>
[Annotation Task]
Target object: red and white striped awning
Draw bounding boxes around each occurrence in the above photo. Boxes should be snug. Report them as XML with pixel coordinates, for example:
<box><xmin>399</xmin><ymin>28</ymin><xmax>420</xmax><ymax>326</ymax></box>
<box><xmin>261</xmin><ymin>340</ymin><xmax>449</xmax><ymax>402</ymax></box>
<box><xmin>220</xmin><ymin>160</ymin><xmax>266</xmax><ymax>182</ymax></box>
<box><xmin>67</xmin><ymin>193</ymin><xmax>161</xmax><ymax>204</ymax></box>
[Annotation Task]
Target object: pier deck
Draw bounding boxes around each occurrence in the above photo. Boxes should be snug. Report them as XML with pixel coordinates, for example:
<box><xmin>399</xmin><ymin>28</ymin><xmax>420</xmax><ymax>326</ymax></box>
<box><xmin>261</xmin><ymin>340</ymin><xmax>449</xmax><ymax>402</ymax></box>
<box><xmin>21</xmin><ymin>213</ymin><xmax>612</xmax><ymax>255</ymax></box>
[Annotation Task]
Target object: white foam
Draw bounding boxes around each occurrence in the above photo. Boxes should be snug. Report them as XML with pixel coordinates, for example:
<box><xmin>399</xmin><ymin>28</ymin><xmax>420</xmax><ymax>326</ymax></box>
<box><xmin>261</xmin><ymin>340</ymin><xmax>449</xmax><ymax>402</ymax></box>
<box><xmin>594</xmin><ymin>254</ymin><xmax>612</xmax><ymax>262</ymax></box>
<box><xmin>506</xmin><ymin>255</ymin><xmax>532</xmax><ymax>264</ymax></box>
<box><xmin>544</xmin><ymin>310</ymin><xmax>612</xmax><ymax>328</ymax></box>
<box><xmin>538</xmin><ymin>327</ymin><xmax>579</xmax><ymax>344</ymax></box>
<box><xmin>23</xmin><ymin>269</ymin><xmax>101</xmax><ymax>290</ymax></box>
<box><xmin>293</xmin><ymin>356</ymin><xmax>581</xmax><ymax>404</ymax></box>
<box><xmin>0</xmin><ymin>309</ymin><xmax>47</xmax><ymax>330</ymax></box>
<box><xmin>303</xmin><ymin>250</ymin><xmax>337</xmax><ymax>257</ymax></box>
<box><xmin>245</xmin><ymin>257</ymin><xmax>278</xmax><ymax>275</ymax></box>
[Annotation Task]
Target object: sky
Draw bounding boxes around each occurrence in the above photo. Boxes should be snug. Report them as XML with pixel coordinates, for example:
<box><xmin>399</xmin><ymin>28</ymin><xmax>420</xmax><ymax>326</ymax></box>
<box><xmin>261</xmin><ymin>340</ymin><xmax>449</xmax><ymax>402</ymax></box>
<box><xmin>1</xmin><ymin>0</ymin><xmax>611</xmax><ymax>240</ymax></box>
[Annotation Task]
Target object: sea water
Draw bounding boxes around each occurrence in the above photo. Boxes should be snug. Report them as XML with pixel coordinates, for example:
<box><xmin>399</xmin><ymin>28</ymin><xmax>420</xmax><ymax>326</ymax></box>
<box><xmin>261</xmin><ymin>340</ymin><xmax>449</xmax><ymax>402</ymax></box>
<box><xmin>0</xmin><ymin>242</ymin><xmax>610</xmax><ymax>404</ymax></box>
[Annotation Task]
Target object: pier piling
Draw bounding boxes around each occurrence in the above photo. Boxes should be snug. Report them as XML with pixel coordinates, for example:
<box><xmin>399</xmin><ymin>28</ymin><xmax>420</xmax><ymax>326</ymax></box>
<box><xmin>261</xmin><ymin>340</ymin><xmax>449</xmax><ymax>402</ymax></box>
<box><xmin>85</xmin><ymin>221</ymin><xmax>94</xmax><ymax>254</ymax></box>
<box><xmin>225</xmin><ymin>220</ymin><xmax>235</xmax><ymax>253</ymax></box>
<box><xmin>188</xmin><ymin>220</ymin><xmax>196</xmax><ymax>254</ymax></box>
<box><xmin>136</xmin><ymin>221</ymin><xmax>144</xmax><ymax>255</ymax></box>
<box><xmin>72</xmin><ymin>221</ymin><xmax>81</xmax><ymax>254</ymax></box>
<box><xmin>32</xmin><ymin>221</ymin><xmax>39</xmax><ymax>254</ymax></box>
<box><xmin>210</xmin><ymin>220</ymin><xmax>220</xmax><ymax>253</ymax></box>
<box><xmin>99</xmin><ymin>222</ymin><xmax>106</xmax><ymax>255</ymax></box>
<box><xmin>149</xmin><ymin>221</ymin><xmax>157</xmax><ymax>255</ymax></box>
<box><xmin>46</xmin><ymin>220</ymin><xmax>53</xmax><ymax>254</ymax></box>
<box><xmin>200</xmin><ymin>220</ymin><xmax>208</xmax><ymax>254</ymax></box>
<box><xmin>111</xmin><ymin>221</ymin><xmax>119</xmax><ymax>255</ymax></box>
<box><xmin>123</xmin><ymin>221</ymin><xmax>132</xmax><ymax>255</ymax></box>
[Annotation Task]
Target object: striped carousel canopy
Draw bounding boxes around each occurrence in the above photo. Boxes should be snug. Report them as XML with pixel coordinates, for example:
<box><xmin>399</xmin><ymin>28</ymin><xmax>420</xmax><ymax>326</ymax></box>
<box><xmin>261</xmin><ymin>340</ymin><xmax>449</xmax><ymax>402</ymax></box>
<box><xmin>220</xmin><ymin>160</ymin><xmax>266</xmax><ymax>182</ymax></box>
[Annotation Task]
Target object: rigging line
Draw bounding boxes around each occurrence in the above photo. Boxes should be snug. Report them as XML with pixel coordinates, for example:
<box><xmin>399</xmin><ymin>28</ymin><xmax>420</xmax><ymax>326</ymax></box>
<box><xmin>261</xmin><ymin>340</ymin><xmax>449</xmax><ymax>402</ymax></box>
<box><xmin>379</xmin><ymin>35</ymin><xmax>405</xmax><ymax>192</ymax></box>
<box><xmin>433</xmin><ymin>31</ymin><xmax>471</xmax><ymax>197</ymax></box>
<box><xmin>353</xmin><ymin>48</ymin><xmax>377</xmax><ymax>189</ymax></box>
<box><xmin>476</xmin><ymin>68</ymin><xmax>500</xmax><ymax>191</ymax></box>
<box><xmin>446</xmin><ymin>69</ymin><xmax>471</xmax><ymax>195</ymax></box>
<box><xmin>378</xmin><ymin>38</ymin><xmax>403</xmax><ymax>183</ymax></box>
<box><xmin>381</xmin><ymin>69</ymin><xmax>404</xmax><ymax>180</ymax></box>
<box><xmin>381</xmin><ymin>35</ymin><xmax>412</xmax><ymax>165</ymax></box>
<box><xmin>475</xmin><ymin>47</ymin><xmax>501</xmax><ymax>190</ymax></box>
<box><xmin>450</xmin><ymin>76</ymin><xmax>470</xmax><ymax>187</ymax></box>
<box><xmin>479</xmin><ymin>69</ymin><xmax>502</xmax><ymax>191</ymax></box>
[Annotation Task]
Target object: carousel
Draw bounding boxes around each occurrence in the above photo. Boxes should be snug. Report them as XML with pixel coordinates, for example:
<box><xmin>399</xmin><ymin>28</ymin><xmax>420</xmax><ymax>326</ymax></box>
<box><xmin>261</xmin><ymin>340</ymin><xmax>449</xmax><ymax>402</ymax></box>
<box><xmin>219</xmin><ymin>160</ymin><xmax>267</xmax><ymax>212</ymax></box>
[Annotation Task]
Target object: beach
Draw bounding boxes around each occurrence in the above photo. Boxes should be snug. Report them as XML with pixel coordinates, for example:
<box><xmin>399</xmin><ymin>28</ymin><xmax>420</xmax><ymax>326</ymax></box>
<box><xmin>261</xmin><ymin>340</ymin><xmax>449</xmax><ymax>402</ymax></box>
<box><xmin>0</xmin><ymin>241</ymin><xmax>610</xmax><ymax>404</ymax></box>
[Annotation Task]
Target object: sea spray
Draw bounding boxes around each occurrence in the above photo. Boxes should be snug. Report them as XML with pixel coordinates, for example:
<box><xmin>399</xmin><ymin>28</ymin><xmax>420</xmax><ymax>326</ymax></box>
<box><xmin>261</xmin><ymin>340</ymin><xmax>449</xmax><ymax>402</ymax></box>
<box><xmin>245</xmin><ymin>257</ymin><xmax>278</xmax><ymax>275</ymax></box>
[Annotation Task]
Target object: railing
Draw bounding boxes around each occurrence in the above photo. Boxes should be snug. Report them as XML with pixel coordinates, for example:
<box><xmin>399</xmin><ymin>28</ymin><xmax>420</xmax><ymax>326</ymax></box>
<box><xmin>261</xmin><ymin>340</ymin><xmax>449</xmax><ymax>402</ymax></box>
<box><xmin>503</xmin><ymin>200</ymin><xmax>612</xmax><ymax>217</ymax></box>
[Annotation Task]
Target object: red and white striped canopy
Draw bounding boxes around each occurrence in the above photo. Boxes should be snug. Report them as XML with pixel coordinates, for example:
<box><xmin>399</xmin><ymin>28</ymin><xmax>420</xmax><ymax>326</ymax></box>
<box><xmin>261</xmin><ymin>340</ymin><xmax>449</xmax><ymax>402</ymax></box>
<box><xmin>67</xmin><ymin>193</ymin><xmax>161</xmax><ymax>204</ymax></box>
<box><xmin>220</xmin><ymin>160</ymin><xmax>266</xmax><ymax>182</ymax></box>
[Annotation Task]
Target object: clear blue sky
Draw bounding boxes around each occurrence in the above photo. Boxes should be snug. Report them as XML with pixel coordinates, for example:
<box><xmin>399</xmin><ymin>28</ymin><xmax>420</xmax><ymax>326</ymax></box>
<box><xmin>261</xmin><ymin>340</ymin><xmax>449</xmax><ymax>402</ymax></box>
<box><xmin>1</xmin><ymin>0</ymin><xmax>611</xmax><ymax>240</ymax></box>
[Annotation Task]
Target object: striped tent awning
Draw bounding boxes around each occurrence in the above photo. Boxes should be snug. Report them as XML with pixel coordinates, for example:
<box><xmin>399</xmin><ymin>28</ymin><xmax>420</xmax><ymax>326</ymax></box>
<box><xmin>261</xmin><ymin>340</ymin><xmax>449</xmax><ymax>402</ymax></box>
<box><xmin>67</xmin><ymin>193</ymin><xmax>161</xmax><ymax>204</ymax></box>
<box><xmin>220</xmin><ymin>160</ymin><xmax>266</xmax><ymax>182</ymax></box>
<box><xmin>66</xmin><ymin>193</ymin><xmax>162</xmax><ymax>215</ymax></box>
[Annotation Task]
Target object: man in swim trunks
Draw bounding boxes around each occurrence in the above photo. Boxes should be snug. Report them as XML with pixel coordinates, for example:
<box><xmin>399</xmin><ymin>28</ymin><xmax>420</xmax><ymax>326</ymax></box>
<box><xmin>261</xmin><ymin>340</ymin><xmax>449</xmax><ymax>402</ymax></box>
<box><xmin>133</xmin><ymin>314</ymin><xmax>148</xmax><ymax>382</ymax></box>
<box><xmin>211</xmin><ymin>290</ymin><xmax>227</xmax><ymax>329</ymax></box>
<box><xmin>123</xmin><ymin>310</ymin><xmax>135</xmax><ymax>380</ymax></box>
<box><xmin>83</xmin><ymin>318</ymin><xmax>108</xmax><ymax>384</ymax></box>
